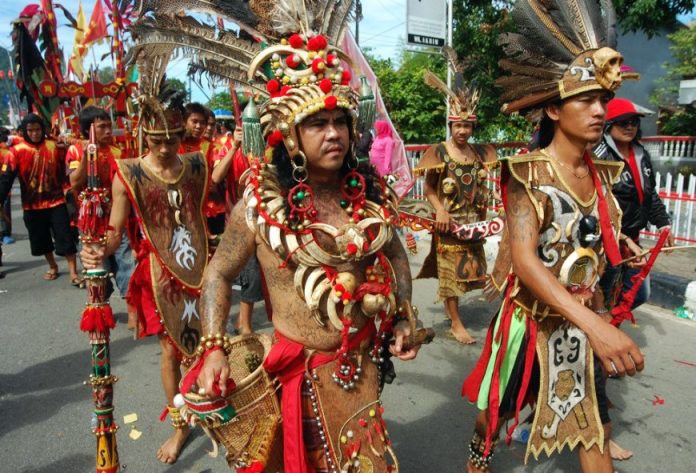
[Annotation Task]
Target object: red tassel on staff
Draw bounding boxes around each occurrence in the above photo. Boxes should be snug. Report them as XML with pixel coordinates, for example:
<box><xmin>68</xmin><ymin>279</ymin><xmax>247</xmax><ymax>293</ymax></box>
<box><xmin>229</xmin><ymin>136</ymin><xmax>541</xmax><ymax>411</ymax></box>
<box><xmin>77</xmin><ymin>190</ymin><xmax>109</xmax><ymax>237</ymax></box>
<box><xmin>79</xmin><ymin>305</ymin><xmax>116</xmax><ymax>333</ymax></box>
<box><xmin>611</xmin><ymin>227</ymin><xmax>670</xmax><ymax>327</ymax></box>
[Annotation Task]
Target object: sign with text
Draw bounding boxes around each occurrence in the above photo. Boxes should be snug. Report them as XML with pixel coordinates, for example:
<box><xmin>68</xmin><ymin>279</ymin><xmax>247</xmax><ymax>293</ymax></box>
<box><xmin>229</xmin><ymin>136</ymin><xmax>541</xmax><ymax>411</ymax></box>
<box><xmin>406</xmin><ymin>0</ymin><xmax>447</xmax><ymax>48</ymax></box>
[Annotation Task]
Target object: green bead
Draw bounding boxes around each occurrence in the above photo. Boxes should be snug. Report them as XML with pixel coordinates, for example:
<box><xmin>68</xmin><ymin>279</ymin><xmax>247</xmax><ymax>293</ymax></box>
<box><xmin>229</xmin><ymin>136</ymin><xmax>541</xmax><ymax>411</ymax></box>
<box><xmin>340</xmin><ymin>199</ymin><xmax>348</xmax><ymax>208</ymax></box>
<box><xmin>296</xmin><ymin>190</ymin><xmax>305</xmax><ymax>200</ymax></box>
<box><xmin>350</xmin><ymin>178</ymin><xmax>359</xmax><ymax>188</ymax></box>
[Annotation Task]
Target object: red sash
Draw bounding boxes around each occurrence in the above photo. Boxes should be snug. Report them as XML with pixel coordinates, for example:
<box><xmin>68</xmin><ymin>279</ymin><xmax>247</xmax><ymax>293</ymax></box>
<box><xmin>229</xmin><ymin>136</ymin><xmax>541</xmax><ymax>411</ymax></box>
<box><xmin>263</xmin><ymin>323</ymin><xmax>376</xmax><ymax>473</ymax></box>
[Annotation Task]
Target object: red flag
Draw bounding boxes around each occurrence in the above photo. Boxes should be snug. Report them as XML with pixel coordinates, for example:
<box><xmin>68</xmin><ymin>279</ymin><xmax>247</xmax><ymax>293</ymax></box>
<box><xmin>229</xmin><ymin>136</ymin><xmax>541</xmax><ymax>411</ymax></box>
<box><xmin>83</xmin><ymin>0</ymin><xmax>109</xmax><ymax>46</ymax></box>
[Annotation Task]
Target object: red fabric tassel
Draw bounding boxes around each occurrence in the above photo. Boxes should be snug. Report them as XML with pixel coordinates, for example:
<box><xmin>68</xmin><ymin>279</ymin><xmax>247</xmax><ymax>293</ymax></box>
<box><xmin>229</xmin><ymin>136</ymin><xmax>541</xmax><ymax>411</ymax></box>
<box><xmin>237</xmin><ymin>461</ymin><xmax>265</xmax><ymax>473</ymax></box>
<box><xmin>584</xmin><ymin>153</ymin><xmax>622</xmax><ymax>266</ymax></box>
<box><xmin>77</xmin><ymin>191</ymin><xmax>110</xmax><ymax>237</ymax></box>
<box><xmin>505</xmin><ymin>317</ymin><xmax>538</xmax><ymax>445</ymax></box>
<box><xmin>79</xmin><ymin>305</ymin><xmax>115</xmax><ymax>333</ymax></box>
<box><xmin>179</xmin><ymin>346</ymin><xmax>236</xmax><ymax>396</ymax></box>
<box><xmin>484</xmin><ymin>296</ymin><xmax>516</xmax><ymax>455</ymax></box>
<box><xmin>611</xmin><ymin>227</ymin><xmax>670</xmax><ymax>326</ymax></box>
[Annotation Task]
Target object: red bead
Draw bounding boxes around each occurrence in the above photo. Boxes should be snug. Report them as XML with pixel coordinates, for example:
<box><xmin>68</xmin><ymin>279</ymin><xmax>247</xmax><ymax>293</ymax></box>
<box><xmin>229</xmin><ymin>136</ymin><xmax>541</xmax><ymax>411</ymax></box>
<box><xmin>311</xmin><ymin>57</ymin><xmax>326</xmax><ymax>74</ymax></box>
<box><xmin>346</xmin><ymin>243</ymin><xmax>358</xmax><ymax>255</ymax></box>
<box><xmin>288</xmin><ymin>34</ymin><xmax>304</xmax><ymax>49</ymax></box>
<box><xmin>307</xmin><ymin>35</ymin><xmax>328</xmax><ymax>51</ymax></box>
<box><xmin>266</xmin><ymin>79</ymin><xmax>280</xmax><ymax>94</ymax></box>
<box><xmin>319</xmin><ymin>78</ymin><xmax>333</xmax><ymax>93</ymax></box>
<box><xmin>285</xmin><ymin>54</ymin><xmax>300</xmax><ymax>69</ymax></box>
<box><xmin>324</xmin><ymin>95</ymin><xmax>337</xmax><ymax>110</ymax></box>
<box><xmin>341</xmin><ymin>70</ymin><xmax>352</xmax><ymax>85</ymax></box>
<box><xmin>280</xmin><ymin>85</ymin><xmax>291</xmax><ymax>96</ymax></box>
<box><xmin>267</xmin><ymin>129</ymin><xmax>284</xmax><ymax>147</ymax></box>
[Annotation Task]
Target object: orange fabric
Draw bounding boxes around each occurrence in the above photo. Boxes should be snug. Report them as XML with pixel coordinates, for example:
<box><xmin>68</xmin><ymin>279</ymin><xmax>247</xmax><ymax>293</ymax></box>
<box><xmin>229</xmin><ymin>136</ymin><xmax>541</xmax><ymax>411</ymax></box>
<box><xmin>180</xmin><ymin>138</ymin><xmax>226</xmax><ymax>217</ymax></box>
<box><xmin>6</xmin><ymin>140</ymin><xmax>67</xmax><ymax>210</ymax></box>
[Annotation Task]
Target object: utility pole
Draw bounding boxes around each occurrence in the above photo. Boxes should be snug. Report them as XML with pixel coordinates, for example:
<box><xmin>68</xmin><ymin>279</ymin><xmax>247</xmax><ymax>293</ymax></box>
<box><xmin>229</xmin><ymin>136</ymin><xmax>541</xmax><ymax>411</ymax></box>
<box><xmin>446</xmin><ymin>0</ymin><xmax>453</xmax><ymax>139</ymax></box>
<box><xmin>355</xmin><ymin>0</ymin><xmax>363</xmax><ymax>45</ymax></box>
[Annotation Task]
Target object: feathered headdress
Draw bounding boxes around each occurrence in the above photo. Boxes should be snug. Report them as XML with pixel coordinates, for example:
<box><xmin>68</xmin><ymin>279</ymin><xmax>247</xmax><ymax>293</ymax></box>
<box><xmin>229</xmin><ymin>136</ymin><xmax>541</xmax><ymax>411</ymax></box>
<box><xmin>127</xmin><ymin>0</ymin><xmax>360</xmax><ymax>157</ymax></box>
<box><xmin>497</xmin><ymin>0</ymin><xmax>625</xmax><ymax>115</ymax></box>
<box><xmin>423</xmin><ymin>46</ymin><xmax>480</xmax><ymax>122</ymax></box>
<box><xmin>139</xmin><ymin>81</ymin><xmax>187</xmax><ymax>137</ymax></box>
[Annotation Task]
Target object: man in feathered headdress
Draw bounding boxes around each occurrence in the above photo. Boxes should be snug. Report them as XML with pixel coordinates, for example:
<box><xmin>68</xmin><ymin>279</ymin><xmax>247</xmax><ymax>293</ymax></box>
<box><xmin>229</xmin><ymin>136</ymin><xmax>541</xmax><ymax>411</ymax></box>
<box><xmin>81</xmin><ymin>89</ymin><xmax>210</xmax><ymax>464</ymax></box>
<box><xmin>414</xmin><ymin>47</ymin><xmax>498</xmax><ymax>345</ymax></box>
<box><xmin>461</xmin><ymin>1</ymin><xmax>645</xmax><ymax>472</ymax></box>
<box><xmin>135</xmin><ymin>1</ymin><xmax>433</xmax><ymax>471</ymax></box>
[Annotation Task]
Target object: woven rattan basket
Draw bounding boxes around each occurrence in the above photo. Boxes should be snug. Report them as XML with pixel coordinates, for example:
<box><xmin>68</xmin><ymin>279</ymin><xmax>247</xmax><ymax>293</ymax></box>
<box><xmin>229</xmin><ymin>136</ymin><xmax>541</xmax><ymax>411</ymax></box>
<box><xmin>183</xmin><ymin>333</ymin><xmax>281</xmax><ymax>467</ymax></box>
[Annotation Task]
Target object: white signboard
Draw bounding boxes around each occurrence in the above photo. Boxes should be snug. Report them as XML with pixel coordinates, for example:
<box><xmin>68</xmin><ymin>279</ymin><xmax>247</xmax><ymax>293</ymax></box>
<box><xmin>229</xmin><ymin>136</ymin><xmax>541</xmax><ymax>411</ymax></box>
<box><xmin>406</xmin><ymin>0</ymin><xmax>447</xmax><ymax>47</ymax></box>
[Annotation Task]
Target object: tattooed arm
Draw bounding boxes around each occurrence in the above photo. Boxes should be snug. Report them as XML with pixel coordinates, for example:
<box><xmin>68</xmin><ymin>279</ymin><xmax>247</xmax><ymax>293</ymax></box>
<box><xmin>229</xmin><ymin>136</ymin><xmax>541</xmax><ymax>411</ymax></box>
<box><xmin>198</xmin><ymin>202</ymin><xmax>256</xmax><ymax>396</ymax></box>
<box><xmin>507</xmin><ymin>176</ymin><xmax>644</xmax><ymax>377</ymax></box>
<box><xmin>201</xmin><ymin>202</ymin><xmax>256</xmax><ymax>335</ymax></box>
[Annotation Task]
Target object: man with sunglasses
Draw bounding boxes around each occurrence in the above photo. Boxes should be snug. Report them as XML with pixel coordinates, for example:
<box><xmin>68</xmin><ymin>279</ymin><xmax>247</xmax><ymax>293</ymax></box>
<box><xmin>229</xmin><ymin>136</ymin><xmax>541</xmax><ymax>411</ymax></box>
<box><xmin>595</xmin><ymin>98</ymin><xmax>674</xmax><ymax>312</ymax></box>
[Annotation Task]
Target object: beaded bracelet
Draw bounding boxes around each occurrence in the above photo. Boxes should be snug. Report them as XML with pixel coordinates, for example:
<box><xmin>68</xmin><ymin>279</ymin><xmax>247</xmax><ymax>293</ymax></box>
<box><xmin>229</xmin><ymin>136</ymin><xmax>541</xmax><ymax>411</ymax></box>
<box><xmin>195</xmin><ymin>333</ymin><xmax>234</xmax><ymax>357</ymax></box>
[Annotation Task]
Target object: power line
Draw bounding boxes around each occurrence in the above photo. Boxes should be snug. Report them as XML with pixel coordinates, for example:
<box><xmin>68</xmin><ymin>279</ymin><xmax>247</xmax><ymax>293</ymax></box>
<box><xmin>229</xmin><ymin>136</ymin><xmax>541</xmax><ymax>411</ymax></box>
<box><xmin>360</xmin><ymin>21</ymin><xmax>405</xmax><ymax>43</ymax></box>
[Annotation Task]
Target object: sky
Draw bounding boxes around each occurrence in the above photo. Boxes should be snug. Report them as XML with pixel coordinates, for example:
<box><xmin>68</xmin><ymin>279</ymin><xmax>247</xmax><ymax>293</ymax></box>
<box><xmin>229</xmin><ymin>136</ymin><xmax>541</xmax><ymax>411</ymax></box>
<box><xmin>0</xmin><ymin>0</ymin><xmax>693</xmax><ymax>105</ymax></box>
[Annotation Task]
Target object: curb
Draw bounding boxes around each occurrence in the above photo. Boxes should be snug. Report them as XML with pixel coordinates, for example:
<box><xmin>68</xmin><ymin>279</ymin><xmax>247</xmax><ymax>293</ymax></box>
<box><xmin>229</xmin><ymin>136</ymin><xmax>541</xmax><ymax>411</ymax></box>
<box><xmin>649</xmin><ymin>271</ymin><xmax>693</xmax><ymax>310</ymax></box>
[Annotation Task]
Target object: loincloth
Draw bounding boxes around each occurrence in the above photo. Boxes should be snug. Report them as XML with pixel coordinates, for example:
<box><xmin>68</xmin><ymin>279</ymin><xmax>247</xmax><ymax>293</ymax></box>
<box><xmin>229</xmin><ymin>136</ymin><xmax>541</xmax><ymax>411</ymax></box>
<box><xmin>264</xmin><ymin>325</ymin><xmax>399</xmax><ymax>472</ymax></box>
<box><xmin>435</xmin><ymin>238</ymin><xmax>487</xmax><ymax>299</ymax></box>
<box><xmin>462</xmin><ymin>287</ymin><xmax>607</xmax><ymax>462</ymax></box>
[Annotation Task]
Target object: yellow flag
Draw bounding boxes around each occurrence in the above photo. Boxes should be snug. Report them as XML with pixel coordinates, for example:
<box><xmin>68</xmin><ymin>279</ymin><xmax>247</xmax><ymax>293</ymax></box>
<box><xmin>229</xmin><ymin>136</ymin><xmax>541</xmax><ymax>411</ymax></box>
<box><xmin>68</xmin><ymin>1</ymin><xmax>87</xmax><ymax>80</ymax></box>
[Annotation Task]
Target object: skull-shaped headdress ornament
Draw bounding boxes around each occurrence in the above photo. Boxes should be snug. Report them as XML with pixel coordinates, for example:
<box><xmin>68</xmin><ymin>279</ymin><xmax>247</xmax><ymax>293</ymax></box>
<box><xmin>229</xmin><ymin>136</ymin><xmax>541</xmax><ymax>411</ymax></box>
<box><xmin>496</xmin><ymin>0</ymin><xmax>636</xmax><ymax>115</ymax></box>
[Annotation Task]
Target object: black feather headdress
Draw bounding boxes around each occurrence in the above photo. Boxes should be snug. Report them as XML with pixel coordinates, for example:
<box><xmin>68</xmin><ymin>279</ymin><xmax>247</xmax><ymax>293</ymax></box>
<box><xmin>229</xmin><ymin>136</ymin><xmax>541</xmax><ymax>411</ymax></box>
<box><xmin>498</xmin><ymin>0</ymin><xmax>626</xmax><ymax>115</ymax></box>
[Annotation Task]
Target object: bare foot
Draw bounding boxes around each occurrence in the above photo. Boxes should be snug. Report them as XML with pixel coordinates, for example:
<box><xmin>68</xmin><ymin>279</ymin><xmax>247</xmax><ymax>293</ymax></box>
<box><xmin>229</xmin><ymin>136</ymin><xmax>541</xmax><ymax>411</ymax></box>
<box><xmin>156</xmin><ymin>426</ymin><xmax>190</xmax><ymax>464</ymax></box>
<box><xmin>448</xmin><ymin>327</ymin><xmax>477</xmax><ymax>345</ymax></box>
<box><xmin>609</xmin><ymin>439</ymin><xmax>633</xmax><ymax>461</ymax></box>
<box><xmin>127</xmin><ymin>307</ymin><xmax>138</xmax><ymax>330</ymax></box>
<box><xmin>238</xmin><ymin>325</ymin><xmax>254</xmax><ymax>335</ymax></box>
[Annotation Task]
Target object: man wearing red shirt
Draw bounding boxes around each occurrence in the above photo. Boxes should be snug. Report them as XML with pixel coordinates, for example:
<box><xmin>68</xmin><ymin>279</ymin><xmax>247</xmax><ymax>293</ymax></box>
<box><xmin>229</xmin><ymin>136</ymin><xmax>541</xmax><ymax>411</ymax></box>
<box><xmin>0</xmin><ymin>114</ymin><xmax>79</xmax><ymax>284</ymax></box>
<box><xmin>67</xmin><ymin>107</ymin><xmax>137</xmax><ymax>326</ymax></box>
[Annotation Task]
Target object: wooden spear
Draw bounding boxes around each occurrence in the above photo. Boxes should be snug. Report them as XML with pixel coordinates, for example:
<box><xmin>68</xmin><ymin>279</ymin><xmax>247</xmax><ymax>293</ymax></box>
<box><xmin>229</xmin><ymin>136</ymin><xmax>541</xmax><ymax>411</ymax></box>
<box><xmin>77</xmin><ymin>124</ymin><xmax>119</xmax><ymax>473</ymax></box>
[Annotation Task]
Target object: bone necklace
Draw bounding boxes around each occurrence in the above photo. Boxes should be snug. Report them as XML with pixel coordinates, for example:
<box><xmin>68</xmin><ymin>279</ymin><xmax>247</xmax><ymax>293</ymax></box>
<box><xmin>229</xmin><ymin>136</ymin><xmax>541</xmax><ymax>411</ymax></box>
<box><xmin>242</xmin><ymin>162</ymin><xmax>401</xmax><ymax>388</ymax></box>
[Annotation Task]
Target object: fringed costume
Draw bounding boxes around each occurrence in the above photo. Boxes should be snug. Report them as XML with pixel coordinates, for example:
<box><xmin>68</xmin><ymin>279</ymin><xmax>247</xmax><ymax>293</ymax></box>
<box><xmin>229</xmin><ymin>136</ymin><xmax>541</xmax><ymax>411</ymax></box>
<box><xmin>461</xmin><ymin>0</ymin><xmax>631</xmax><ymax>468</ymax></box>
<box><xmin>415</xmin><ymin>142</ymin><xmax>492</xmax><ymax>299</ymax></box>
<box><xmin>463</xmin><ymin>153</ymin><xmax>623</xmax><ymax>461</ymax></box>
<box><xmin>414</xmin><ymin>47</ymin><xmax>494</xmax><ymax>299</ymax></box>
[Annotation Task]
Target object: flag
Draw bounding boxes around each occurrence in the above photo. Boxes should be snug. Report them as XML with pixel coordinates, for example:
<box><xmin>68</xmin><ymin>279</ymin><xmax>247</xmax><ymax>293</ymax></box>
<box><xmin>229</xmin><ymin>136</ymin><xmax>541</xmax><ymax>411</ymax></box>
<box><xmin>83</xmin><ymin>0</ymin><xmax>109</xmax><ymax>46</ymax></box>
<box><xmin>68</xmin><ymin>1</ymin><xmax>87</xmax><ymax>80</ymax></box>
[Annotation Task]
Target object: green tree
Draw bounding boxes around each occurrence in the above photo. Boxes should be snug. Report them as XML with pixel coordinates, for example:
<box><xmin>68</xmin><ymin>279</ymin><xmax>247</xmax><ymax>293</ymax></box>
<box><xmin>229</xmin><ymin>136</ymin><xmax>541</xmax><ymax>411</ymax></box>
<box><xmin>367</xmin><ymin>49</ymin><xmax>448</xmax><ymax>144</ymax></box>
<box><xmin>651</xmin><ymin>22</ymin><xmax>696</xmax><ymax>135</ymax></box>
<box><xmin>615</xmin><ymin>0</ymin><xmax>695</xmax><ymax>37</ymax></box>
<box><xmin>207</xmin><ymin>91</ymin><xmax>233</xmax><ymax>111</ymax></box>
<box><xmin>451</xmin><ymin>1</ymin><xmax>531</xmax><ymax>142</ymax></box>
<box><xmin>164</xmin><ymin>78</ymin><xmax>188</xmax><ymax>98</ymax></box>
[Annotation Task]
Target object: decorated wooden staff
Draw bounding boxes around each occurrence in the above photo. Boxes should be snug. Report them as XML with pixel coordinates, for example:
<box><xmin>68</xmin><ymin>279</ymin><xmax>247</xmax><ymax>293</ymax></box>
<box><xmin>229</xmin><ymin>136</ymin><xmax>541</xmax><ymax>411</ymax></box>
<box><xmin>77</xmin><ymin>124</ymin><xmax>119</xmax><ymax>473</ymax></box>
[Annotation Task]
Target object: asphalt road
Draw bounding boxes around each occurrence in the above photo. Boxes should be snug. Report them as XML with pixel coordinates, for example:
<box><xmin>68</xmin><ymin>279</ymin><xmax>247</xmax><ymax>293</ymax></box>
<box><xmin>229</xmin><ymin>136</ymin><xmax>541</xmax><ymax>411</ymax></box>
<box><xmin>1</xmin><ymin>208</ymin><xmax>695</xmax><ymax>473</ymax></box>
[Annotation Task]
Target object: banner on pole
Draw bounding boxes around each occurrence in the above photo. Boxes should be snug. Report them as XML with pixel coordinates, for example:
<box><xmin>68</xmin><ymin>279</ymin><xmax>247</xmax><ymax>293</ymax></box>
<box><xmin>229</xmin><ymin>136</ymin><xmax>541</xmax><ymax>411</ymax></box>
<box><xmin>406</xmin><ymin>0</ymin><xmax>446</xmax><ymax>48</ymax></box>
